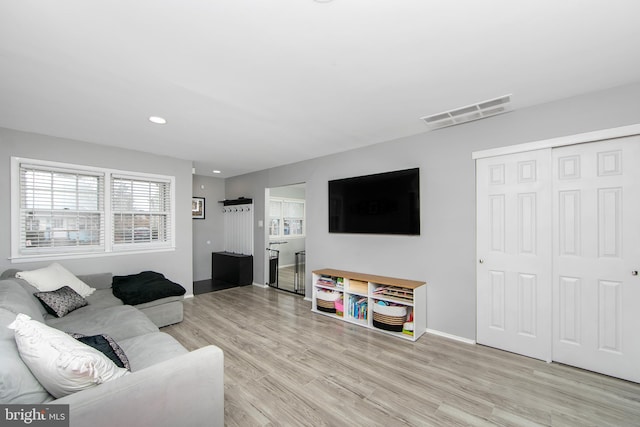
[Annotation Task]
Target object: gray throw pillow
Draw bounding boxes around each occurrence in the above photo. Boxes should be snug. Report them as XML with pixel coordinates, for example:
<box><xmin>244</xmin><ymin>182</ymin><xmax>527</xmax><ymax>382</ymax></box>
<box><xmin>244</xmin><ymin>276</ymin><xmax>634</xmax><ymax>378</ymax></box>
<box><xmin>33</xmin><ymin>286</ymin><xmax>88</xmax><ymax>318</ymax></box>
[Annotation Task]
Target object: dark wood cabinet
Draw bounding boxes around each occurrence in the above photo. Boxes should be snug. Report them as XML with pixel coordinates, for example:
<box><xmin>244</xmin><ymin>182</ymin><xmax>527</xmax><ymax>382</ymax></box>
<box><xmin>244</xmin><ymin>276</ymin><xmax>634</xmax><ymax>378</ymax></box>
<box><xmin>212</xmin><ymin>252</ymin><xmax>253</xmax><ymax>288</ymax></box>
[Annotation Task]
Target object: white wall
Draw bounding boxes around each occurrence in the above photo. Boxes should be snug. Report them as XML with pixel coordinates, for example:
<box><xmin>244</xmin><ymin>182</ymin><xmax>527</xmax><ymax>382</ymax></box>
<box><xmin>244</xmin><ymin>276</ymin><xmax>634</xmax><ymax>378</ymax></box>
<box><xmin>0</xmin><ymin>128</ymin><xmax>195</xmax><ymax>296</ymax></box>
<box><xmin>226</xmin><ymin>82</ymin><xmax>640</xmax><ymax>340</ymax></box>
<box><xmin>192</xmin><ymin>174</ymin><xmax>226</xmax><ymax>281</ymax></box>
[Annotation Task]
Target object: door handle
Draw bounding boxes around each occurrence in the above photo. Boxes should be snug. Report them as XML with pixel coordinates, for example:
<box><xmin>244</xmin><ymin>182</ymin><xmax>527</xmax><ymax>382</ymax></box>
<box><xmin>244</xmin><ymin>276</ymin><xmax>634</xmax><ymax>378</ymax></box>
<box><xmin>479</xmin><ymin>259</ymin><xmax>484</xmax><ymax>264</ymax></box>
<box><xmin>633</xmin><ymin>271</ymin><xmax>638</xmax><ymax>276</ymax></box>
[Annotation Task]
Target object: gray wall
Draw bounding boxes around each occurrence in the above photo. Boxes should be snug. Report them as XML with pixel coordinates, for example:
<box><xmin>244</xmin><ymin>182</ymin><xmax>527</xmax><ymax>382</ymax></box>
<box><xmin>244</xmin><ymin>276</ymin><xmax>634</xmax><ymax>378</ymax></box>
<box><xmin>270</xmin><ymin>185</ymin><xmax>305</xmax><ymax>199</ymax></box>
<box><xmin>226</xmin><ymin>82</ymin><xmax>640</xmax><ymax>340</ymax></box>
<box><xmin>0</xmin><ymin>128</ymin><xmax>195</xmax><ymax>296</ymax></box>
<box><xmin>192</xmin><ymin>174</ymin><xmax>226</xmax><ymax>281</ymax></box>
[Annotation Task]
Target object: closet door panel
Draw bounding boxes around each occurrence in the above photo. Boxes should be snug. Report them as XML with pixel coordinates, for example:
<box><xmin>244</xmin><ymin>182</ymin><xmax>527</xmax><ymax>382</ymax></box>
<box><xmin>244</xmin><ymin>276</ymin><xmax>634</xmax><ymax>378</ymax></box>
<box><xmin>477</xmin><ymin>149</ymin><xmax>552</xmax><ymax>361</ymax></box>
<box><xmin>558</xmin><ymin>276</ymin><xmax>581</xmax><ymax>344</ymax></box>
<box><xmin>552</xmin><ymin>136</ymin><xmax>640</xmax><ymax>382</ymax></box>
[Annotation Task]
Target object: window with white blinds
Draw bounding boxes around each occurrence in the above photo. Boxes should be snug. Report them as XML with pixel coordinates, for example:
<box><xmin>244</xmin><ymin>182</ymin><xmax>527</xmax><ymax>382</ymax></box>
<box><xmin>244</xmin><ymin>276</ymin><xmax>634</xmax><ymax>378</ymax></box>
<box><xmin>111</xmin><ymin>176</ymin><xmax>172</xmax><ymax>248</ymax></box>
<box><xmin>12</xmin><ymin>157</ymin><xmax>175</xmax><ymax>259</ymax></box>
<box><xmin>269</xmin><ymin>198</ymin><xmax>305</xmax><ymax>238</ymax></box>
<box><xmin>269</xmin><ymin>200</ymin><xmax>282</xmax><ymax>236</ymax></box>
<box><xmin>19</xmin><ymin>163</ymin><xmax>105</xmax><ymax>255</ymax></box>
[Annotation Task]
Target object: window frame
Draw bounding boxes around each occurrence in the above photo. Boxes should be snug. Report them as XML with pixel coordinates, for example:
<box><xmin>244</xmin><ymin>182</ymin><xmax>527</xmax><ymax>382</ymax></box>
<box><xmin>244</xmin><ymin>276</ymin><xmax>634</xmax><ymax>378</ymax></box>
<box><xmin>11</xmin><ymin>157</ymin><xmax>176</xmax><ymax>263</ymax></box>
<box><xmin>268</xmin><ymin>197</ymin><xmax>306</xmax><ymax>239</ymax></box>
<box><xmin>110</xmin><ymin>173</ymin><xmax>173</xmax><ymax>251</ymax></box>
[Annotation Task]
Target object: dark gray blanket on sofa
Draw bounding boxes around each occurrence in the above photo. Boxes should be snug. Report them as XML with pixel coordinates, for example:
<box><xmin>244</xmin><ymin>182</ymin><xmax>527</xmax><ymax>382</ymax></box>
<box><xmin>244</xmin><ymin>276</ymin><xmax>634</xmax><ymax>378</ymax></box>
<box><xmin>112</xmin><ymin>271</ymin><xmax>186</xmax><ymax>305</ymax></box>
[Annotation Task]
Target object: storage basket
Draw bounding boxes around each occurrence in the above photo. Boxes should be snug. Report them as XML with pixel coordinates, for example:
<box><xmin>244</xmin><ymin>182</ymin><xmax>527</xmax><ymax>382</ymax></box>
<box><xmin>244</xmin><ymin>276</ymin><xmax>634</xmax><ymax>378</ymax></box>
<box><xmin>372</xmin><ymin>303</ymin><xmax>407</xmax><ymax>332</ymax></box>
<box><xmin>372</xmin><ymin>312</ymin><xmax>406</xmax><ymax>332</ymax></box>
<box><xmin>317</xmin><ymin>298</ymin><xmax>336</xmax><ymax>313</ymax></box>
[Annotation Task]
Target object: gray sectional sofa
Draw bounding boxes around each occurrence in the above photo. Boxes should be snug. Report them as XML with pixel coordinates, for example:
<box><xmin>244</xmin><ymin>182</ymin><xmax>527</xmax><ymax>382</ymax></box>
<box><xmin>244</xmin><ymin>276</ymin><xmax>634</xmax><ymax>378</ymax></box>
<box><xmin>0</xmin><ymin>269</ymin><xmax>224</xmax><ymax>427</ymax></box>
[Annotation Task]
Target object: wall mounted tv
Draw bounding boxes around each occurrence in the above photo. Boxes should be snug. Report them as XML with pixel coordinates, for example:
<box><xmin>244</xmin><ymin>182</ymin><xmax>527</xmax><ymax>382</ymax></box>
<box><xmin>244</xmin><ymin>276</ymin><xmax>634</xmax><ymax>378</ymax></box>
<box><xmin>328</xmin><ymin>168</ymin><xmax>420</xmax><ymax>235</ymax></box>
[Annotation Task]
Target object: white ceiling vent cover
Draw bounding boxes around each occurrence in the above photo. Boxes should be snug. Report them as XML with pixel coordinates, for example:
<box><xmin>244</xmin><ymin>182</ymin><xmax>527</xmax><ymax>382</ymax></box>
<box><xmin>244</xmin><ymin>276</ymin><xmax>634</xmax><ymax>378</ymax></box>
<box><xmin>420</xmin><ymin>94</ymin><xmax>512</xmax><ymax>130</ymax></box>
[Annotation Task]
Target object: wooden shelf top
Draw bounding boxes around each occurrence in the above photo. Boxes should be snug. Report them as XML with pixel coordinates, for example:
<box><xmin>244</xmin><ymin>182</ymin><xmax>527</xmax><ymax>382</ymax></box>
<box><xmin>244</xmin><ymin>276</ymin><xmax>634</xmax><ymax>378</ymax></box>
<box><xmin>313</xmin><ymin>268</ymin><xmax>426</xmax><ymax>289</ymax></box>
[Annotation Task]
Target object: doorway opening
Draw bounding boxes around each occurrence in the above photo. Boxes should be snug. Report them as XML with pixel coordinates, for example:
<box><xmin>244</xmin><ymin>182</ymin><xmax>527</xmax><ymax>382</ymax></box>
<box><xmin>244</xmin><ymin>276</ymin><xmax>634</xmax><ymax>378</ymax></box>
<box><xmin>265</xmin><ymin>183</ymin><xmax>306</xmax><ymax>296</ymax></box>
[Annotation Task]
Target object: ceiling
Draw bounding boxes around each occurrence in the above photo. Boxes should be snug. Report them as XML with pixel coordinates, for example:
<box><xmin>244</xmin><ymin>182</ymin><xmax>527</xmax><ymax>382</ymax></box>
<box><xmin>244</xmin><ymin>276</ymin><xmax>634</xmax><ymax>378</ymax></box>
<box><xmin>1</xmin><ymin>1</ymin><xmax>639</xmax><ymax>178</ymax></box>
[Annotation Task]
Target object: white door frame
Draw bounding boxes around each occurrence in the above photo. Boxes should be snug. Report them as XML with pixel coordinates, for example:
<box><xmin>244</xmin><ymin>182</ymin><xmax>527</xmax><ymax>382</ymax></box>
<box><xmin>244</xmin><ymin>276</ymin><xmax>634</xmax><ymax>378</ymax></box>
<box><xmin>262</xmin><ymin>187</ymin><xmax>271</xmax><ymax>288</ymax></box>
<box><xmin>472</xmin><ymin>124</ymin><xmax>640</xmax><ymax>160</ymax></box>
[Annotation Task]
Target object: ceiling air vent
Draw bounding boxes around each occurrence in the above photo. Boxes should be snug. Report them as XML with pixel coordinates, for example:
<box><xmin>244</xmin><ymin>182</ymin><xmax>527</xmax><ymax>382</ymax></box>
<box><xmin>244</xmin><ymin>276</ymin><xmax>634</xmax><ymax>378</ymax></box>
<box><xmin>420</xmin><ymin>94</ymin><xmax>512</xmax><ymax>130</ymax></box>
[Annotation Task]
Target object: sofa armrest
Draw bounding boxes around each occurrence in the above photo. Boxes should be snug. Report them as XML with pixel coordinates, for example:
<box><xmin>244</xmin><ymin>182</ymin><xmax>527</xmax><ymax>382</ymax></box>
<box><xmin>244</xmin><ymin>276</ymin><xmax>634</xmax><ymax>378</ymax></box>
<box><xmin>56</xmin><ymin>345</ymin><xmax>224</xmax><ymax>427</ymax></box>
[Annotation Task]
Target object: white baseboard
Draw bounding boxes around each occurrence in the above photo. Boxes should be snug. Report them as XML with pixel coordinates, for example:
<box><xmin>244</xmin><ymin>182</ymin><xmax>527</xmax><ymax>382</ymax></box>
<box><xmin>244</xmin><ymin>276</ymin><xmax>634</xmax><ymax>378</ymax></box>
<box><xmin>303</xmin><ymin>296</ymin><xmax>312</xmax><ymax>302</ymax></box>
<box><xmin>185</xmin><ymin>293</ymin><xmax>194</xmax><ymax>299</ymax></box>
<box><xmin>426</xmin><ymin>328</ymin><xmax>476</xmax><ymax>345</ymax></box>
<box><xmin>253</xmin><ymin>282</ymin><xmax>269</xmax><ymax>288</ymax></box>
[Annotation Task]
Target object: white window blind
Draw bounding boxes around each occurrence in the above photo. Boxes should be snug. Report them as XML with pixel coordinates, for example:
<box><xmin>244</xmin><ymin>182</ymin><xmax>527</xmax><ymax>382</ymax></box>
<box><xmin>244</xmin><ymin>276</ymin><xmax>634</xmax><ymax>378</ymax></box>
<box><xmin>12</xmin><ymin>157</ymin><xmax>175</xmax><ymax>261</ymax></box>
<box><xmin>269</xmin><ymin>200</ymin><xmax>282</xmax><ymax>236</ymax></box>
<box><xmin>111</xmin><ymin>176</ymin><xmax>172</xmax><ymax>248</ymax></box>
<box><xmin>283</xmin><ymin>200</ymin><xmax>304</xmax><ymax>236</ymax></box>
<box><xmin>269</xmin><ymin>198</ymin><xmax>305</xmax><ymax>238</ymax></box>
<box><xmin>19</xmin><ymin>163</ymin><xmax>104</xmax><ymax>255</ymax></box>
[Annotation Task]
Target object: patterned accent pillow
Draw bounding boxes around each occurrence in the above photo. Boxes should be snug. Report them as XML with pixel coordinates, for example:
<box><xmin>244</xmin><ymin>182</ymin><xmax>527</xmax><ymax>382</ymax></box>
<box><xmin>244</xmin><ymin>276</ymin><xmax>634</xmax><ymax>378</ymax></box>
<box><xmin>69</xmin><ymin>333</ymin><xmax>131</xmax><ymax>371</ymax></box>
<box><xmin>33</xmin><ymin>286</ymin><xmax>88</xmax><ymax>318</ymax></box>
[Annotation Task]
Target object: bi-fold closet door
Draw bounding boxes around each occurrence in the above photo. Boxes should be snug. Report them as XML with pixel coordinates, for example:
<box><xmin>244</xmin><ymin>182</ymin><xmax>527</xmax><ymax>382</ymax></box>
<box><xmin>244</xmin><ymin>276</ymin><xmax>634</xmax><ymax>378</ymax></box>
<box><xmin>476</xmin><ymin>135</ymin><xmax>640</xmax><ymax>383</ymax></box>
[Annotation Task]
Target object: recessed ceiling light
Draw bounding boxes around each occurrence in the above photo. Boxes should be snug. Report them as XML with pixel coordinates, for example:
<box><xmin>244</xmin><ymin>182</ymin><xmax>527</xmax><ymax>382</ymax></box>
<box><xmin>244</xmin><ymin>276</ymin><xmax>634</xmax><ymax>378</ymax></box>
<box><xmin>148</xmin><ymin>116</ymin><xmax>167</xmax><ymax>125</ymax></box>
<box><xmin>212</xmin><ymin>170</ymin><xmax>221</xmax><ymax>174</ymax></box>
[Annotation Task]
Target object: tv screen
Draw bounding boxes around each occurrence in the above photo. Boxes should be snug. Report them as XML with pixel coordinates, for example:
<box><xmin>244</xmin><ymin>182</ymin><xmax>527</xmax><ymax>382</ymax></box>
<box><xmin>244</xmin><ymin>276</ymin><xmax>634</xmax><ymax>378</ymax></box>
<box><xmin>328</xmin><ymin>168</ymin><xmax>420</xmax><ymax>235</ymax></box>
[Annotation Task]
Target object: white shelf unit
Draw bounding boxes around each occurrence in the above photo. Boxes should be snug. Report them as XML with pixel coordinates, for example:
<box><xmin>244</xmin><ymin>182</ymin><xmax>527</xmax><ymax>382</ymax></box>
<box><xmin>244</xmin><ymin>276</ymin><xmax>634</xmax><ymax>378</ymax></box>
<box><xmin>312</xmin><ymin>269</ymin><xmax>427</xmax><ymax>342</ymax></box>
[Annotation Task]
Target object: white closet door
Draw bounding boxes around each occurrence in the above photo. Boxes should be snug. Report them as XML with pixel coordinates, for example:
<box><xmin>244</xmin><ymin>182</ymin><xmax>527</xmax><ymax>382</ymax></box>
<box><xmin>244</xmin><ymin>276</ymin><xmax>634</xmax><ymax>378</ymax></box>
<box><xmin>553</xmin><ymin>136</ymin><xmax>640</xmax><ymax>382</ymax></box>
<box><xmin>476</xmin><ymin>149</ymin><xmax>552</xmax><ymax>361</ymax></box>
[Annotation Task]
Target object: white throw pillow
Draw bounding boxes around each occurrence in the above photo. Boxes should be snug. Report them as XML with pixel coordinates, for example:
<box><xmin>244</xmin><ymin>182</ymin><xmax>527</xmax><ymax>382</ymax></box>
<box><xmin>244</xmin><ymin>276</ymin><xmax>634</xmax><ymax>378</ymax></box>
<box><xmin>16</xmin><ymin>263</ymin><xmax>95</xmax><ymax>297</ymax></box>
<box><xmin>8</xmin><ymin>313</ymin><xmax>129</xmax><ymax>398</ymax></box>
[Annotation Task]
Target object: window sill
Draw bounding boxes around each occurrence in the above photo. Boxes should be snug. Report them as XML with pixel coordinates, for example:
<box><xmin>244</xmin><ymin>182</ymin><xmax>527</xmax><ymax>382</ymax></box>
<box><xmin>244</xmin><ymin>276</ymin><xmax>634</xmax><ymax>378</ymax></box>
<box><xmin>10</xmin><ymin>247</ymin><xmax>176</xmax><ymax>264</ymax></box>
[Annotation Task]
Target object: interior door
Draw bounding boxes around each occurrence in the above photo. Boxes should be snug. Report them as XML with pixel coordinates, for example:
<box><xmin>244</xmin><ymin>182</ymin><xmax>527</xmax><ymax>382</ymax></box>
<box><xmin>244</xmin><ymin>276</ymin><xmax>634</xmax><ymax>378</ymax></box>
<box><xmin>552</xmin><ymin>136</ymin><xmax>640</xmax><ymax>382</ymax></box>
<box><xmin>476</xmin><ymin>149</ymin><xmax>552</xmax><ymax>361</ymax></box>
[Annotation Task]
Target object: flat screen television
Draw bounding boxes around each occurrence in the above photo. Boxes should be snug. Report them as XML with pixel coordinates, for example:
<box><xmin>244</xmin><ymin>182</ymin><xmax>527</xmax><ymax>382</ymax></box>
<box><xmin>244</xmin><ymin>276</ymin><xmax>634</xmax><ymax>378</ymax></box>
<box><xmin>328</xmin><ymin>168</ymin><xmax>420</xmax><ymax>235</ymax></box>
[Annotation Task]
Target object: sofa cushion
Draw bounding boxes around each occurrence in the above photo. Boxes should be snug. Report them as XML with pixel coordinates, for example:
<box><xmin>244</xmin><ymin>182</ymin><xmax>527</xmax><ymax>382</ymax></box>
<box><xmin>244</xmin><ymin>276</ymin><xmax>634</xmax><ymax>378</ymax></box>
<box><xmin>34</xmin><ymin>286</ymin><xmax>88</xmax><ymax>318</ymax></box>
<box><xmin>0</xmin><ymin>279</ymin><xmax>45</xmax><ymax>323</ymax></box>
<box><xmin>46</xmin><ymin>305</ymin><xmax>159</xmax><ymax>342</ymax></box>
<box><xmin>138</xmin><ymin>300</ymin><xmax>184</xmax><ymax>328</ymax></box>
<box><xmin>40</xmin><ymin>289</ymin><xmax>123</xmax><ymax>322</ymax></box>
<box><xmin>76</xmin><ymin>273</ymin><xmax>113</xmax><ymax>290</ymax></box>
<box><xmin>84</xmin><ymin>288</ymin><xmax>124</xmax><ymax>309</ymax></box>
<box><xmin>134</xmin><ymin>295</ymin><xmax>184</xmax><ymax>310</ymax></box>
<box><xmin>14</xmin><ymin>278</ymin><xmax>49</xmax><ymax>317</ymax></box>
<box><xmin>16</xmin><ymin>263</ymin><xmax>95</xmax><ymax>297</ymax></box>
<box><xmin>5</xmin><ymin>269</ymin><xmax>107</xmax><ymax>317</ymax></box>
<box><xmin>112</xmin><ymin>271</ymin><xmax>185</xmax><ymax>305</ymax></box>
<box><xmin>8</xmin><ymin>313</ymin><xmax>129</xmax><ymax>399</ymax></box>
<box><xmin>2</xmin><ymin>270</ymin><xmax>51</xmax><ymax>317</ymax></box>
<box><xmin>118</xmin><ymin>332</ymin><xmax>188</xmax><ymax>372</ymax></box>
<box><xmin>0</xmin><ymin>308</ymin><xmax>52</xmax><ymax>404</ymax></box>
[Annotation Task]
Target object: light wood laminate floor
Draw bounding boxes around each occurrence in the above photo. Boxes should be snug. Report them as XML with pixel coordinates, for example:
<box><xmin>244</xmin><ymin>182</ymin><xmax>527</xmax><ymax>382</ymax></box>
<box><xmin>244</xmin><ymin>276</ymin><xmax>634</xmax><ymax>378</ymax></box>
<box><xmin>163</xmin><ymin>286</ymin><xmax>640</xmax><ymax>427</ymax></box>
<box><xmin>275</xmin><ymin>265</ymin><xmax>296</xmax><ymax>292</ymax></box>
